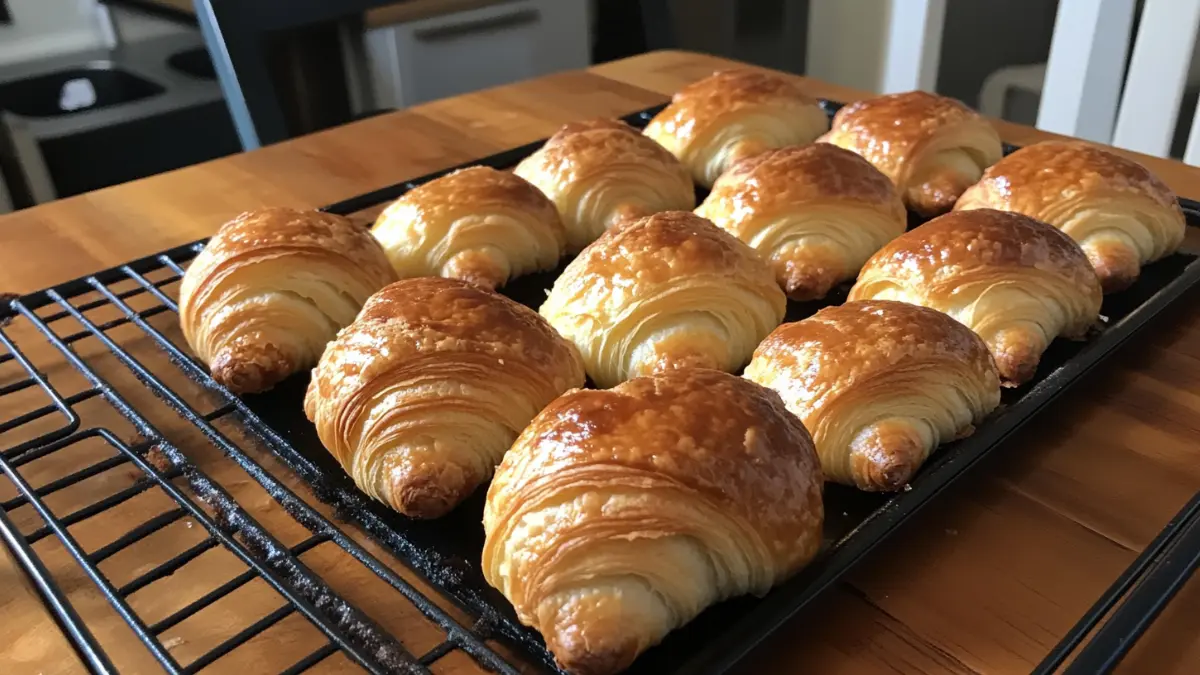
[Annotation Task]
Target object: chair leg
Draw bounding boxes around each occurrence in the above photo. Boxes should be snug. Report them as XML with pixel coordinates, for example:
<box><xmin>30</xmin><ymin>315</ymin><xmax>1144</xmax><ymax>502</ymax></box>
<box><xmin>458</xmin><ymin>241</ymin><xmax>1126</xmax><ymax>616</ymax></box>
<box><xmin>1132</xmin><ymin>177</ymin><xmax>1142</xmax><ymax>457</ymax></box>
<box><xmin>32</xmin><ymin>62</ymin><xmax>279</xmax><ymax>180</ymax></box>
<box><xmin>1037</xmin><ymin>0</ymin><xmax>1135</xmax><ymax>143</ymax></box>
<box><xmin>880</xmin><ymin>0</ymin><xmax>947</xmax><ymax>93</ymax></box>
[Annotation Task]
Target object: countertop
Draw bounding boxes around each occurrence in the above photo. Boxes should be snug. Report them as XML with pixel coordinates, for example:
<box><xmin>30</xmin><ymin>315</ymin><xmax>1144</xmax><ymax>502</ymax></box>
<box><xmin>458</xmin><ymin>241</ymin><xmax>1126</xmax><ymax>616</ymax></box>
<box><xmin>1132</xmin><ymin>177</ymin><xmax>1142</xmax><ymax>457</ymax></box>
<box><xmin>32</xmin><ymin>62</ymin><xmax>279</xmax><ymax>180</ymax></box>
<box><xmin>1</xmin><ymin>50</ymin><xmax>1199</xmax><ymax>674</ymax></box>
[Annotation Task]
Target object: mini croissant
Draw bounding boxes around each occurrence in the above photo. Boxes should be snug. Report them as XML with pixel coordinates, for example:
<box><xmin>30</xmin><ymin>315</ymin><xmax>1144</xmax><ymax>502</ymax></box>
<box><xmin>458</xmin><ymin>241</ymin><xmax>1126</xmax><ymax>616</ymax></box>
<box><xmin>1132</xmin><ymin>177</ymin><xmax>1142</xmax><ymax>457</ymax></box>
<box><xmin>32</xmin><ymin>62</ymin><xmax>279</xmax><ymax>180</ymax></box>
<box><xmin>514</xmin><ymin>118</ymin><xmax>695</xmax><ymax>251</ymax></box>
<box><xmin>695</xmin><ymin>143</ymin><xmax>907</xmax><ymax>300</ymax></box>
<box><xmin>850</xmin><ymin>209</ymin><xmax>1102</xmax><ymax>386</ymax></box>
<box><xmin>179</xmin><ymin>207</ymin><xmax>397</xmax><ymax>394</ymax></box>
<box><xmin>483</xmin><ymin>368</ymin><xmax>823</xmax><ymax>675</ymax></box>
<box><xmin>955</xmin><ymin>140</ymin><xmax>1186</xmax><ymax>292</ymax></box>
<box><xmin>304</xmin><ymin>277</ymin><xmax>585</xmax><ymax>519</ymax></box>
<box><xmin>819</xmin><ymin>91</ymin><xmax>1003</xmax><ymax>216</ymax></box>
<box><xmin>371</xmin><ymin>166</ymin><xmax>566</xmax><ymax>290</ymax></box>
<box><xmin>644</xmin><ymin>68</ymin><xmax>829</xmax><ymax>187</ymax></box>
<box><xmin>540</xmin><ymin>211</ymin><xmax>786</xmax><ymax>388</ymax></box>
<box><xmin>745</xmin><ymin>300</ymin><xmax>1001</xmax><ymax>490</ymax></box>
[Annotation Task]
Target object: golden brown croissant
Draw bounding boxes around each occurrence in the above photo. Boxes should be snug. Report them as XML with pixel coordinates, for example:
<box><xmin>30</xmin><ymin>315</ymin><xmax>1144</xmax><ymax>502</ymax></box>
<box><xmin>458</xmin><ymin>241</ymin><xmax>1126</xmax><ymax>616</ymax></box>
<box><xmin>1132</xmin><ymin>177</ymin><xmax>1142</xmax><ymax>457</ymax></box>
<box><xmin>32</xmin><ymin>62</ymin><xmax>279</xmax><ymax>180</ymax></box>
<box><xmin>954</xmin><ymin>140</ymin><xmax>1186</xmax><ymax>293</ymax></box>
<box><xmin>513</xmin><ymin>118</ymin><xmax>695</xmax><ymax>251</ymax></box>
<box><xmin>745</xmin><ymin>300</ymin><xmax>1001</xmax><ymax>490</ymax></box>
<box><xmin>539</xmin><ymin>211</ymin><xmax>786</xmax><ymax>388</ymax></box>
<box><xmin>643</xmin><ymin>68</ymin><xmax>829</xmax><ymax>187</ymax></box>
<box><xmin>849</xmin><ymin>209</ymin><xmax>1102</xmax><ymax>386</ymax></box>
<box><xmin>371</xmin><ymin>166</ymin><xmax>566</xmax><ymax>290</ymax></box>
<box><xmin>304</xmin><ymin>277</ymin><xmax>585</xmax><ymax>519</ymax></box>
<box><xmin>483</xmin><ymin>368</ymin><xmax>823</xmax><ymax>675</ymax></box>
<box><xmin>695</xmin><ymin>143</ymin><xmax>907</xmax><ymax>300</ymax></box>
<box><xmin>819</xmin><ymin>91</ymin><xmax>1003</xmax><ymax>216</ymax></box>
<box><xmin>179</xmin><ymin>207</ymin><xmax>397</xmax><ymax>394</ymax></box>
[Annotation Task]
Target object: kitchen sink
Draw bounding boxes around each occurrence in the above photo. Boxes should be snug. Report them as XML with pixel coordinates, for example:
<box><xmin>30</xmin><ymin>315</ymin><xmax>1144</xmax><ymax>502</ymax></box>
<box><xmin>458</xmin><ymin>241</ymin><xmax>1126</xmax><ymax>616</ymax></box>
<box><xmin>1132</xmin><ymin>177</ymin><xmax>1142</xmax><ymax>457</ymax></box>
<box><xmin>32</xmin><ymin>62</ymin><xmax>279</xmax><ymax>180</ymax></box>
<box><xmin>0</xmin><ymin>63</ymin><xmax>165</xmax><ymax>118</ymax></box>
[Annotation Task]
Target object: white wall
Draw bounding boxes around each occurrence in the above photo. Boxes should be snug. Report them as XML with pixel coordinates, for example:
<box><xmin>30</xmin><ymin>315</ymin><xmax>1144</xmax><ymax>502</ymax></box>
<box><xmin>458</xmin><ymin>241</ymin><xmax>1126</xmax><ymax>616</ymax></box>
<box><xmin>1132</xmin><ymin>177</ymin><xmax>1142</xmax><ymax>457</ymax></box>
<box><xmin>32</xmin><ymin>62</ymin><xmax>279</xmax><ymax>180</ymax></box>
<box><xmin>0</xmin><ymin>0</ymin><xmax>108</xmax><ymax>65</ymax></box>
<box><xmin>0</xmin><ymin>0</ymin><xmax>195</xmax><ymax>67</ymax></box>
<box><xmin>806</xmin><ymin>0</ymin><xmax>891</xmax><ymax>92</ymax></box>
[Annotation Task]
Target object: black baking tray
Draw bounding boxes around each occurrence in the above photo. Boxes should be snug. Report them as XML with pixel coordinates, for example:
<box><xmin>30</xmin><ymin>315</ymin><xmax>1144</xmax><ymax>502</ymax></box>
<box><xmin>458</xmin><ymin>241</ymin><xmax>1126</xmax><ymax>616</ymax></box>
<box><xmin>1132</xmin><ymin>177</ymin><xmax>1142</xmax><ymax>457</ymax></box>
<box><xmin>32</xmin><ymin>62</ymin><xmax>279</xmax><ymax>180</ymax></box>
<box><xmin>16</xmin><ymin>102</ymin><xmax>1200</xmax><ymax>675</ymax></box>
<box><xmin>229</xmin><ymin>103</ymin><xmax>1200</xmax><ymax>674</ymax></box>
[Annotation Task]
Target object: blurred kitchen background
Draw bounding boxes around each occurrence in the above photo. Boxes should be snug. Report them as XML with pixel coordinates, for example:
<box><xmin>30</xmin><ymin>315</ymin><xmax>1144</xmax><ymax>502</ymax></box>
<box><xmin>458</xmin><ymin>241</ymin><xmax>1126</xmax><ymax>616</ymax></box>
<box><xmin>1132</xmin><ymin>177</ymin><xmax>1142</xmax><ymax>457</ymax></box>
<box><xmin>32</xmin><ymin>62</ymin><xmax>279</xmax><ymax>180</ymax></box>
<box><xmin>0</xmin><ymin>0</ymin><xmax>1196</xmax><ymax>213</ymax></box>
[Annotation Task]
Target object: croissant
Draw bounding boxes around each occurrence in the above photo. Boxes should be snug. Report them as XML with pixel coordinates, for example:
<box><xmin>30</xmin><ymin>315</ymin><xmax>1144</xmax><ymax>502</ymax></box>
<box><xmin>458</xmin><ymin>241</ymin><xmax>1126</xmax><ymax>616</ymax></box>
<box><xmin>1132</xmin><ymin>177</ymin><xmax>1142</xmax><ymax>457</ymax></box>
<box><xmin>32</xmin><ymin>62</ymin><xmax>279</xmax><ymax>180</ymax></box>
<box><xmin>483</xmin><ymin>368</ymin><xmax>823</xmax><ymax>675</ymax></box>
<box><xmin>513</xmin><ymin>118</ymin><xmax>695</xmax><ymax>251</ymax></box>
<box><xmin>643</xmin><ymin>68</ymin><xmax>829</xmax><ymax>187</ymax></box>
<box><xmin>745</xmin><ymin>300</ymin><xmax>1001</xmax><ymax>490</ymax></box>
<box><xmin>849</xmin><ymin>209</ymin><xmax>1102</xmax><ymax>386</ymax></box>
<box><xmin>371</xmin><ymin>166</ymin><xmax>566</xmax><ymax>290</ymax></box>
<box><xmin>304</xmin><ymin>277</ymin><xmax>585</xmax><ymax>519</ymax></box>
<box><xmin>540</xmin><ymin>211</ymin><xmax>786</xmax><ymax>388</ymax></box>
<box><xmin>695</xmin><ymin>143</ymin><xmax>907</xmax><ymax>300</ymax></box>
<box><xmin>179</xmin><ymin>207</ymin><xmax>397</xmax><ymax>394</ymax></box>
<box><xmin>819</xmin><ymin>91</ymin><xmax>1003</xmax><ymax>216</ymax></box>
<box><xmin>954</xmin><ymin>140</ymin><xmax>1186</xmax><ymax>293</ymax></box>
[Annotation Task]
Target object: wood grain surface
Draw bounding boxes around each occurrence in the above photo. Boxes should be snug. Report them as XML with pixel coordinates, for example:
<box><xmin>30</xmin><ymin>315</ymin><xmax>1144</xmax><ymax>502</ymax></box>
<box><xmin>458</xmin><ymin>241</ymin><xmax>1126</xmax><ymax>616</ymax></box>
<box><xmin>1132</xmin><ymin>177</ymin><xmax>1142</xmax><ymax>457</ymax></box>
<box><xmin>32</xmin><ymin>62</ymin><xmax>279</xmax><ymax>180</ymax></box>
<box><xmin>1</xmin><ymin>50</ymin><xmax>1198</xmax><ymax>675</ymax></box>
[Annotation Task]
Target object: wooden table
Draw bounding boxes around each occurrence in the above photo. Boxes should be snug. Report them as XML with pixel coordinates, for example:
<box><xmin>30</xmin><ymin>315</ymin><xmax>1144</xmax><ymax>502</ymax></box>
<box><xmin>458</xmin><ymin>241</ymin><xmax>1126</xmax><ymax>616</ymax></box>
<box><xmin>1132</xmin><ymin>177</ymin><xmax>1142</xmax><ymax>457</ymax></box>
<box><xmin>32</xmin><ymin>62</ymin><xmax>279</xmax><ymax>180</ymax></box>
<box><xmin>1</xmin><ymin>50</ymin><xmax>1198</xmax><ymax>674</ymax></box>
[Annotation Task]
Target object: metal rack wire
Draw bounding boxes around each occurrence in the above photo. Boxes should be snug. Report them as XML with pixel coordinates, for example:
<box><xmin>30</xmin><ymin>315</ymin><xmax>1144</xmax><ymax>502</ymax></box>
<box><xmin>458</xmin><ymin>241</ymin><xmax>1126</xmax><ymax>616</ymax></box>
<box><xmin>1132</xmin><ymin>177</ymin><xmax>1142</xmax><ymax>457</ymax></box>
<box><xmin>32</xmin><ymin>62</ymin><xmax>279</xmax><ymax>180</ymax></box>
<box><xmin>0</xmin><ymin>243</ymin><xmax>519</xmax><ymax>674</ymax></box>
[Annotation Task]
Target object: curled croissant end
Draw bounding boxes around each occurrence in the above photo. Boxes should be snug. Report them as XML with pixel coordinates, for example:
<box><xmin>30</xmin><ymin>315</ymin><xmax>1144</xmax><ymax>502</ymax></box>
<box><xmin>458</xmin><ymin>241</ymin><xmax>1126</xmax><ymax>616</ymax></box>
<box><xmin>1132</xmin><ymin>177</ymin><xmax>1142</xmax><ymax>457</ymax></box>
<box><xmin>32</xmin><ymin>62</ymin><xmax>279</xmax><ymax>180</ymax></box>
<box><xmin>820</xmin><ymin>91</ymin><xmax>1002</xmax><ymax>216</ymax></box>
<box><xmin>849</xmin><ymin>209</ymin><xmax>1102</xmax><ymax>389</ymax></box>
<box><xmin>540</xmin><ymin>211</ymin><xmax>786</xmax><ymax>388</ymax></box>
<box><xmin>441</xmin><ymin>247</ymin><xmax>510</xmax><ymax>292</ymax></box>
<box><xmin>989</xmin><ymin>324</ymin><xmax>1049</xmax><ymax>387</ymax></box>
<box><xmin>305</xmin><ymin>277</ymin><xmax>585</xmax><ymax>519</ymax></box>
<box><xmin>954</xmin><ymin>140</ymin><xmax>1186</xmax><ymax>292</ymax></box>
<box><xmin>209</xmin><ymin>338</ymin><xmax>294</xmax><ymax>395</ymax></box>
<box><xmin>1083</xmin><ymin>236</ymin><xmax>1141</xmax><ymax>294</ymax></box>
<box><xmin>179</xmin><ymin>207</ymin><xmax>397</xmax><ymax>394</ymax></box>
<box><xmin>697</xmin><ymin>144</ymin><xmax>907</xmax><ymax>301</ymax></box>
<box><xmin>644</xmin><ymin>68</ymin><xmax>829</xmax><ymax>188</ymax></box>
<box><xmin>514</xmin><ymin>118</ymin><xmax>695</xmax><ymax>252</ymax></box>
<box><xmin>483</xmin><ymin>369</ymin><xmax>823</xmax><ymax>675</ymax></box>
<box><xmin>372</xmin><ymin>166</ymin><xmax>566</xmax><ymax>291</ymax></box>
<box><xmin>745</xmin><ymin>300</ymin><xmax>1001</xmax><ymax>491</ymax></box>
<box><xmin>774</xmin><ymin>247</ymin><xmax>845</xmax><ymax>301</ymax></box>
<box><xmin>849</xmin><ymin>418</ymin><xmax>931</xmax><ymax>491</ymax></box>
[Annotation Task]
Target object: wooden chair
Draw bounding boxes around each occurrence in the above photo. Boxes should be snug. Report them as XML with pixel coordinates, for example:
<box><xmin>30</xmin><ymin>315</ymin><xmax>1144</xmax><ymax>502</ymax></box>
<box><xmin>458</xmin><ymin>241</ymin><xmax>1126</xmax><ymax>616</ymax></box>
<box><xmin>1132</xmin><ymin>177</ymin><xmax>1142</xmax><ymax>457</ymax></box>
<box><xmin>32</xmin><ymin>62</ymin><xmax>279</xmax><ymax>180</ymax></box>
<box><xmin>982</xmin><ymin>0</ymin><xmax>1200</xmax><ymax>164</ymax></box>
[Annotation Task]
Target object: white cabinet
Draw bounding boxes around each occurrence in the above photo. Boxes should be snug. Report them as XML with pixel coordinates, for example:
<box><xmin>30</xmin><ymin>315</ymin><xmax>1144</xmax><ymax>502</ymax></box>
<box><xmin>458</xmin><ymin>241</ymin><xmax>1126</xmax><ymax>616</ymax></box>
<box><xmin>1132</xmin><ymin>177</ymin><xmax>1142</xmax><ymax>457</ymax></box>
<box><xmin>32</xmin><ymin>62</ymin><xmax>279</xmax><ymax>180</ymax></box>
<box><xmin>363</xmin><ymin>0</ymin><xmax>591</xmax><ymax>109</ymax></box>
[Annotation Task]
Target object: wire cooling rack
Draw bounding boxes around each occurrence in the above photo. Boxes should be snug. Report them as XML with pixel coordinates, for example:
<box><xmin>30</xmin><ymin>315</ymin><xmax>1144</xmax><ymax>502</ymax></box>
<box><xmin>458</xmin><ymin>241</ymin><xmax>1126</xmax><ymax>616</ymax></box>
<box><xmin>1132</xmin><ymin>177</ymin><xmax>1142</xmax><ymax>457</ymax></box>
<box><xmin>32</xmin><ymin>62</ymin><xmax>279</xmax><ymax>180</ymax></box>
<box><xmin>0</xmin><ymin>242</ymin><xmax>519</xmax><ymax>674</ymax></box>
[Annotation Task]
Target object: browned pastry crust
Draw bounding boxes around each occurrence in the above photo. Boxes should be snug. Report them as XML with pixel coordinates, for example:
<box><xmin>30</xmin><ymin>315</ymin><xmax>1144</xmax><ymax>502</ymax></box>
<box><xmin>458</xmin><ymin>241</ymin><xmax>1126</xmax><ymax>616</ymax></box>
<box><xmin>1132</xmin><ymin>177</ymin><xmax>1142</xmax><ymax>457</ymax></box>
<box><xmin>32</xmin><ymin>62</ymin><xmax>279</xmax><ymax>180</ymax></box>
<box><xmin>304</xmin><ymin>277</ymin><xmax>585</xmax><ymax>519</ymax></box>
<box><xmin>514</xmin><ymin>118</ymin><xmax>695</xmax><ymax>251</ymax></box>
<box><xmin>745</xmin><ymin>300</ymin><xmax>1001</xmax><ymax>490</ymax></box>
<box><xmin>483</xmin><ymin>368</ymin><xmax>823</xmax><ymax>675</ymax></box>
<box><xmin>372</xmin><ymin>166</ymin><xmax>566</xmax><ymax>289</ymax></box>
<box><xmin>643</xmin><ymin>68</ymin><xmax>829</xmax><ymax>187</ymax></box>
<box><xmin>849</xmin><ymin>209</ymin><xmax>1102</xmax><ymax>385</ymax></box>
<box><xmin>179</xmin><ymin>207</ymin><xmax>397</xmax><ymax>394</ymax></box>
<box><xmin>819</xmin><ymin>91</ymin><xmax>1003</xmax><ymax>216</ymax></box>
<box><xmin>540</xmin><ymin>211</ymin><xmax>786</xmax><ymax>388</ymax></box>
<box><xmin>954</xmin><ymin>140</ymin><xmax>1186</xmax><ymax>292</ymax></box>
<box><xmin>695</xmin><ymin>143</ymin><xmax>907</xmax><ymax>299</ymax></box>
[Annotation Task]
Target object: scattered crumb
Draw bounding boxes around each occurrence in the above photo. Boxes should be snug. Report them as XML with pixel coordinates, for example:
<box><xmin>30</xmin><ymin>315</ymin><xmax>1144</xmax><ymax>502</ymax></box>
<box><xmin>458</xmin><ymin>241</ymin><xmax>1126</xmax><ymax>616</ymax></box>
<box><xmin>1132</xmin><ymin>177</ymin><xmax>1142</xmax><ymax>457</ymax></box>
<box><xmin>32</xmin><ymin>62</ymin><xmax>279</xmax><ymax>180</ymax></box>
<box><xmin>161</xmin><ymin>637</ymin><xmax>186</xmax><ymax>650</ymax></box>
<box><xmin>498</xmin><ymin>358</ymin><xmax>505</xmax><ymax>365</ymax></box>
<box><xmin>902</xmin><ymin>484</ymin><xmax>913</xmax><ymax>492</ymax></box>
